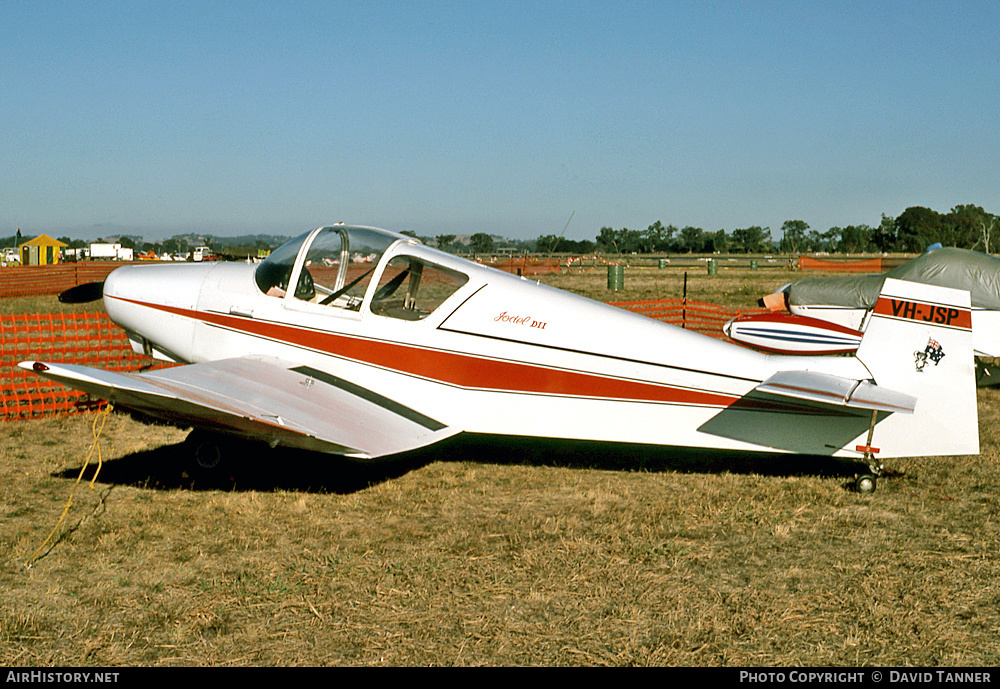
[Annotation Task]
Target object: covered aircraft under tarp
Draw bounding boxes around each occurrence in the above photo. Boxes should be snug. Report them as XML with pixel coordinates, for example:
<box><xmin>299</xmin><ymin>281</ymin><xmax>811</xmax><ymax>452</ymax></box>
<box><xmin>725</xmin><ymin>247</ymin><xmax>1000</xmax><ymax>362</ymax></box>
<box><xmin>788</xmin><ymin>248</ymin><xmax>1000</xmax><ymax>312</ymax></box>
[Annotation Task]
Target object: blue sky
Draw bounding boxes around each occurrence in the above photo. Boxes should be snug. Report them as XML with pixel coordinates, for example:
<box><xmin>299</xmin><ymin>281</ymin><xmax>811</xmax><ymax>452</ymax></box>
<box><xmin>2</xmin><ymin>1</ymin><xmax>998</xmax><ymax>242</ymax></box>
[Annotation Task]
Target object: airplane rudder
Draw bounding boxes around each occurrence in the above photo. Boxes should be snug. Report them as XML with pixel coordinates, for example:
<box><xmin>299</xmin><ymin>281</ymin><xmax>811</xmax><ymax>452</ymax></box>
<box><xmin>856</xmin><ymin>277</ymin><xmax>978</xmax><ymax>455</ymax></box>
<box><xmin>857</xmin><ymin>278</ymin><xmax>974</xmax><ymax>378</ymax></box>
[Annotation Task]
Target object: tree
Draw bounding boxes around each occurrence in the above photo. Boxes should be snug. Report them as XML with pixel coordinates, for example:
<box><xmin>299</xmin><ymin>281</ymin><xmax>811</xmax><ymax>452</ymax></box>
<box><xmin>58</xmin><ymin>236</ymin><xmax>87</xmax><ymax>249</ymax></box>
<box><xmin>730</xmin><ymin>226</ymin><xmax>771</xmax><ymax>253</ymax></box>
<box><xmin>469</xmin><ymin>232</ymin><xmax>494</xmax><ymax>254</ymax></box>
<box><xmin>435</xmin><ymin>235</ymin><xmax>456</xmax><ymax>253</ymax></box>
<box><xmin>804</xmin><ymin>229</ymin><xmax>835</xmax><ymax>253</ymax></box>
<box><xmin>871</xmin><ymin>214</ymin><xmax>897</xmax><ymax>252</ymax></box>
<box><xmin>560</xmin><ymin>238</ymin><xmax>595</xmax><ymax>253</ymax></box>
<box><xmin>948</xmin><ymin>205</ymin><xmax>996</xmax><ymax>253</ymax></box>
<box><xmin>535</xmin><ymin>234</ymin><xmax>561</xmax><ymax>254</ymax></box>
<box><xmin>894</xmin><ymin>207</ymin><xmax>943</xmax><ymax>252</ymax></box>
<box><xmin>162</xmin><ymin>238</ymin><xmax>184</xmax><ymax>255</ymax></box>
<box><xmin>779</xmin><ymin>220</ymin><xmax>808</xmax><ymax>253</ymax></box>
<box><xmin>678</xmin><ymin>226</ymin><xmax>705</xmax><ymax>253</ymax></box>
<box><xmin>838</xmin><ymin>225</ymin><xmax>872</xmax><ymax>253</ymax></box>
<box><xmin>597</xmin><ymin>227</ymin><xmax>644</xmax><ymax>253</ymax></box>
<box><xmin>643</xmin><ymin>221</ymin><xmax>674</xmax><ymax>252</ymax></box>
<box><xmin>706</xmin><ymin>229</ymin><xmax>728</xmax><ymax>253</ymax></box>
<box><xmin>621</xmin><ymin>228</ymin><xmax>646</xmax><ymax>253</ymax></box>
<box><xmin>596</xmin><ymin>227</ymin><xmax>621</xmax><ymax>253</ymax></box>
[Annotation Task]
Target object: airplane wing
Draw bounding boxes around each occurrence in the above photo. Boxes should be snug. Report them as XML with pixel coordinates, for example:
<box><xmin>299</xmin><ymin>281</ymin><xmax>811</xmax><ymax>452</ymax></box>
<box><xmin>19</xmin><ymin>357</ymin><xmax>457</xmax><ymax>459</ymax></box>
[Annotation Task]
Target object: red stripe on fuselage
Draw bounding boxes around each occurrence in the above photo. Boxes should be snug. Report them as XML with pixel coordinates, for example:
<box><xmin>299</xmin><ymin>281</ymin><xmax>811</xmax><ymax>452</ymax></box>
<box><xmin>109</xmin><ymin>296</ymin><xmax>764</xmax><ymax>409</ymax></box>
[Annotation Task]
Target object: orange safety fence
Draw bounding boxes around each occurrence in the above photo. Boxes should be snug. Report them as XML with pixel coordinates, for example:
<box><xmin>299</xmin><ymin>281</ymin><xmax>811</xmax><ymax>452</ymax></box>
<box><xmin>0</xmin><ymin>263</ymin><xmax>130</xmax><ymax>298</ymax></box>
<box><xmin>0</xmin><ymin>311</ymin><xmax>169</xmax><ymax>420</ymax></box>
<box><xmin>478</xmin><ymin>257</ymin><xmax>566</xmax><ymax>275</ymax></box>
<box><xmin>798</xmin><ymin>256</ymin><xmax>882</xmax><ymax>272</ymax></box>
<box><xmin>609</xmin><ymin>298</ymin><xmax>767</xmax><ymax>339</ymax></box>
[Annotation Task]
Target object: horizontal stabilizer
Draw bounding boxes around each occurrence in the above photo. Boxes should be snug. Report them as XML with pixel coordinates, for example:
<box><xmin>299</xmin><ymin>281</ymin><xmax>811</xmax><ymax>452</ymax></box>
<box><xmin>755</xmin><ymin>370</ymin><xmax>916</xmax><ymax>414</ymax></box>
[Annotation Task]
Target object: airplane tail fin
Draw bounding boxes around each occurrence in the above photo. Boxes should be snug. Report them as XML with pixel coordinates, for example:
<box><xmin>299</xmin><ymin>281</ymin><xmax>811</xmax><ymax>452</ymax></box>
<box><xmin>854</xmin><ymin>277</ymin><xmax>978</xmax><ymax>457</ymax></box>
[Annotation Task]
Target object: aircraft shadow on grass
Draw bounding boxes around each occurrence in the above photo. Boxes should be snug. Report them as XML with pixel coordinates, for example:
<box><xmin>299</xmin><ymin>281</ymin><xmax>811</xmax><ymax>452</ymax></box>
<box><xmin>54</xmin><ymin>430</ymin><xmax>872</xmax><ymax>495</ymax></box>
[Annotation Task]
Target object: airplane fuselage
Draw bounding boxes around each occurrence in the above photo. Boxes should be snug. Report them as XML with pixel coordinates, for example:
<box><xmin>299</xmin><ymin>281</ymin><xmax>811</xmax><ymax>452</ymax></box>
<box><xmin>98</xmin><ymin>226</ymin><xmax>957</xmax><ymax>460</ymax></box>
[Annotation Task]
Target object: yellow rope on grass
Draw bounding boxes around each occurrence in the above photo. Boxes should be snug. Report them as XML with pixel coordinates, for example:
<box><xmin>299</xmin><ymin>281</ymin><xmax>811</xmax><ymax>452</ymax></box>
<box><xmin>22</xmin><ymin>402</ymin><xmax>115</xmax><ymax>570</ymax></box>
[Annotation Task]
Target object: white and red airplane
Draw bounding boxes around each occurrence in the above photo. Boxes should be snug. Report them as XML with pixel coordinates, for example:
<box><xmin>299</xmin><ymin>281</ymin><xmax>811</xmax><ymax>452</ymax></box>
<box><xmin>22</xmin><ymin>225</ymin><xmax>980</xmax><ymax>492</ymax></box>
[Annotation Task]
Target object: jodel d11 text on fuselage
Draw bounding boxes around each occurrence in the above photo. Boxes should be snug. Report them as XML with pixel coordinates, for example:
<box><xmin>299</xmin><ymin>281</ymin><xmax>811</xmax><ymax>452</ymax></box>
<box><xmin>23</xmin><ymin>225</ymin><xmax>982</xmax><ymax>492</ymax></box>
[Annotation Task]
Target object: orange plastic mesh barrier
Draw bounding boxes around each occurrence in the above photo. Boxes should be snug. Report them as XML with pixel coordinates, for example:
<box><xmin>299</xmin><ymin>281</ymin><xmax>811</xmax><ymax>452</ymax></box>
<box><xmin>0</xmin><ymin>263</ymin><xmax>130</xmax><ymax>298</ymax></box>
<box><xmin>0</xmin><ymin>311</ymin><xmax>170</xmax><ymax>420</ymax></box>
<box><xmin>478</xmin><ymin>257</ymin><xmax>566</xmax><ymax>275</ymax></box>
<box><xmin>609</xmin><ymin>298</ymin><xmax>767</xmax><ymax>339</ymax></box>
<box><xmin>798</xmin><ymin>256</ymin><xmax>882</xmax><ymax>272</ymax></box>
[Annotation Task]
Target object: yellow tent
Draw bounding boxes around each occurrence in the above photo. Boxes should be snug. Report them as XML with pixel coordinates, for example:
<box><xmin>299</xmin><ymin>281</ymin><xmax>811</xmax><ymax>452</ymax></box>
<box><xmin>20</xmin><ymin>234</ymin><xmax>68</xmax><ymax>266</ymax></box>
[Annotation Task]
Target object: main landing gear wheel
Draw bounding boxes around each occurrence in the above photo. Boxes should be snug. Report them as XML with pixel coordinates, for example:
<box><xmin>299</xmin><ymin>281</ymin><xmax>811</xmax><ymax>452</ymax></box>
<box><xmin>854</xmin><ymin>474</ymin><xmax>877</xmax><ymax>494</ymax></box>
<box><xmin>184</xmin><ymin>430</ymin><xmax>231</xmax><ymax>477</ymax></box>
<box><xmin>193</xmin><ymin>436</ymin><xmax>224</xmax><ymax>470</ymax></box>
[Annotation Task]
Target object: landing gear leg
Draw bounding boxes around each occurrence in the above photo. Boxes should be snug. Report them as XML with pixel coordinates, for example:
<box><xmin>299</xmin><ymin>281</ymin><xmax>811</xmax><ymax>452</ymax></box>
<box><xmin>855</xmin><ymin>409</ymin><xmax>884</xmax><ymax>494</ymax></box>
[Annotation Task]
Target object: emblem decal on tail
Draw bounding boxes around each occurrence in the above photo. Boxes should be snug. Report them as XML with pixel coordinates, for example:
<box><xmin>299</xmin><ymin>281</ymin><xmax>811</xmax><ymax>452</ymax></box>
<box><xmin>914</xmin><ymin>338</ymin><xmax>945</xmax><ymax>372</ymax></box>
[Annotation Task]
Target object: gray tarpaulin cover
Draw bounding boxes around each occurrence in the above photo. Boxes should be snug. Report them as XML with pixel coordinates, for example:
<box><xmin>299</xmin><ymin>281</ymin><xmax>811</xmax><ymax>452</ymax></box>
<box><xmin>787</xmin><ymin>248</ymin><xmax>1000</xmax><ymax>311</ymax></box>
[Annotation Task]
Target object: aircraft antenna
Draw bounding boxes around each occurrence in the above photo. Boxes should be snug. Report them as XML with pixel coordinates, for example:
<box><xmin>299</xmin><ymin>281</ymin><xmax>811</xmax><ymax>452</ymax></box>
<box><xmin>560</xmin><ymin>210</ymin><xmax>575</xmax><ymax>237</ymax></box>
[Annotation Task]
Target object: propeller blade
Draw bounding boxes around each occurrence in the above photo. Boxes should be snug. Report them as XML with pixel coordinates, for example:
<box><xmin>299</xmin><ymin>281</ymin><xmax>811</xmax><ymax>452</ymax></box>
<box><xmin>58</xmin><ymin>281</ymin><xmax>106</xmax><ymax>304</ymax></box>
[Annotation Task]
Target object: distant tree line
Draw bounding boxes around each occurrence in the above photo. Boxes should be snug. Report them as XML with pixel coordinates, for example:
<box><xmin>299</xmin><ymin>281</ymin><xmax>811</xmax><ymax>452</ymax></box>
<box><xmin>591</xmin><ymin>222</ymin><xmax>773</xmax><ymax>255</ymax></box>
<box><xmin>538</xmin><ymin>204</ymin><xmax>997</xmax><ymax>256</ymax></box>
<box><xmin>8</xmin><ymin>204</ymin><xmax>995</xmax><ymax>260</ymax></box>
<box><xmin>414</xmin><ymin>205</ymin><xmax>997</xmax><ymax>256</ymax></box>
<box><xmin>772</xmin><ymin>205</ymin><xmax>997</xmax><ymax>255</ymax></box>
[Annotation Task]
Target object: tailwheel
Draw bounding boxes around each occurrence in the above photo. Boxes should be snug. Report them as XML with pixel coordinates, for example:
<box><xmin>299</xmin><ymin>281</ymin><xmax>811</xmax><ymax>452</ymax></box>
<box><xmin>855</xmin><ymin>474</ymin><xmax>877</xmax><ymax>494</ymax></box>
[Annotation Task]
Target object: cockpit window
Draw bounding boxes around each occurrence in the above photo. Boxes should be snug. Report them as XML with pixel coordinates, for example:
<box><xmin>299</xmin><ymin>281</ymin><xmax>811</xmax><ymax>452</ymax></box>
<box><xmin>297</xmin><ymin>227</ymin><xmax>399</xmax><ymax>310</ymax></box>
<box><xmin>254</xmin><ymin>232</ymin><xmax>309</xmax><ymax>298</ymax></box>
<box><xmin>370</xmin><ymin>256</ymin><xmax>469</xmax><ymax>320</ymax></box>
<box><xmin>255</xmin><ymin>226</ymin><xmax>409</xmax><ymax>308</ymax></box>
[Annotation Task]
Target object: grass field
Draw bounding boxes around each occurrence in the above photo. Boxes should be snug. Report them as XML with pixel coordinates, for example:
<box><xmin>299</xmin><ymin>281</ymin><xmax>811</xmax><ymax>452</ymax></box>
<box><xmin>2</xmin><ymin>266</ymin><xmax>998</xmax><ymax>666</ymax></box>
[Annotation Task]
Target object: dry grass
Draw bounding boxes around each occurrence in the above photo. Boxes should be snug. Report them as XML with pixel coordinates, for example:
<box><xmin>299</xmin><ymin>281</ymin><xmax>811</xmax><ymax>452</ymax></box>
<box><xmin>547</xmin><ymin>263</ymin><xmax>825</xmax><ymax>308</ymax></box>
<box><xmin>0</xmin><ymin>294</ymin><xmax>106</xmax><ymax>316</ymax></box>
<box><xmin>1</xmin><ymin>269</ymin><xmax>999</xmax><ymax>667</ymax></box>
